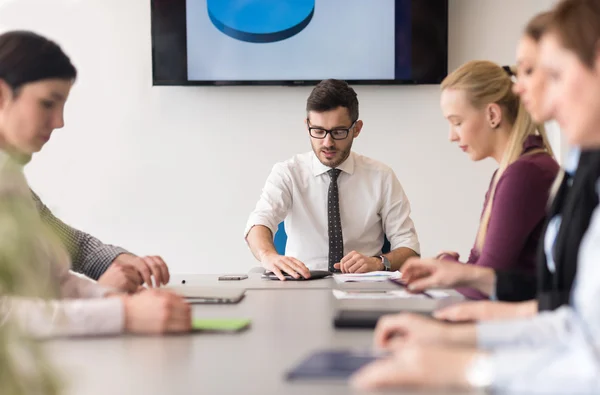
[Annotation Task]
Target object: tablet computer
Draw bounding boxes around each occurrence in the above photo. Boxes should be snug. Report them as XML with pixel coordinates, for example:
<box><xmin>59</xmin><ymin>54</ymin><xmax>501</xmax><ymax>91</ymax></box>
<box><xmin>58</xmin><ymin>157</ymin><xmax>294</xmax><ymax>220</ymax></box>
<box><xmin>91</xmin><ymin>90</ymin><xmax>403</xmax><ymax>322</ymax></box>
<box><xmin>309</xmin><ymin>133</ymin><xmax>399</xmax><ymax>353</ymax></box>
<box><xmin>333</xmin><ymin>309</ymin><xmax>432</xmax><ymax>329</ymax></box>
<box><xmin>286</xmin><ymin>350</ymin><xmax>378</xmax><ymax>381</ymax></box>
<box><xmin>262</xmin><ymin>270</ymin><xmax>332</xmax><ymax>281</ymax></box>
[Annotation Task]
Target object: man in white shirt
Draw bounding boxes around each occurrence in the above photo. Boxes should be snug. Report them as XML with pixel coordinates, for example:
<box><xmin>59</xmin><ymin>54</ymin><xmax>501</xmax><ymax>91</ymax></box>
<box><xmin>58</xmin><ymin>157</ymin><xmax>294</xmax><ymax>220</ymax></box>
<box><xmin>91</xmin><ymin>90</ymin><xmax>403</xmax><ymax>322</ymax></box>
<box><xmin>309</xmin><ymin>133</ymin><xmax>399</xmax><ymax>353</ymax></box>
<box><xmin>245</xmin><ymin>79</ymin><xmax>420</xmax><ymax>280</ymax></box>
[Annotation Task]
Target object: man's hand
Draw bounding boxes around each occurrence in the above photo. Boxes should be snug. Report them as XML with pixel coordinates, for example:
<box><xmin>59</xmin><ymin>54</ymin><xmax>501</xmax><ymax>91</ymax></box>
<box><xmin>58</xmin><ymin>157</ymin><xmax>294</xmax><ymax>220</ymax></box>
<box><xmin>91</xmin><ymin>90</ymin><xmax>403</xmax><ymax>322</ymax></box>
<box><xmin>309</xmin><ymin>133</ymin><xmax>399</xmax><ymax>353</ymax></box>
<box><xmin>334</xmin><ymin>251</ymin><xmax>383</xmax><ymax>273</ymax></box>
<box><xmin>261</xmin><ymin>252</ymin><xmax>310</xmax><ymax>281</ymax></box>
<box><xmin>98</xmin><ymin>253</ymin><xmax>170</xmax><ymax>292</ymax></box>
<box><xmin>98</xmin><ymin>260</ymin><xmax>142</xmax><ymax>293</ymax></box>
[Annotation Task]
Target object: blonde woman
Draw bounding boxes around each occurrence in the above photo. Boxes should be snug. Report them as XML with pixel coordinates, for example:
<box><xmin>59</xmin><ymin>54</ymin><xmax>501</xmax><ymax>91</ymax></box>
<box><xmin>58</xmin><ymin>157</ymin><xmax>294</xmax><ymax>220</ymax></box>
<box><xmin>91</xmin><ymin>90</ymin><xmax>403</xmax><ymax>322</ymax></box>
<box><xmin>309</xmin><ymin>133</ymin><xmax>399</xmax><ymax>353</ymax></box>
<box><xmin>404</xmin><ymin>59</ymin><xmax>559</xmax><ymax>300</ymax></box>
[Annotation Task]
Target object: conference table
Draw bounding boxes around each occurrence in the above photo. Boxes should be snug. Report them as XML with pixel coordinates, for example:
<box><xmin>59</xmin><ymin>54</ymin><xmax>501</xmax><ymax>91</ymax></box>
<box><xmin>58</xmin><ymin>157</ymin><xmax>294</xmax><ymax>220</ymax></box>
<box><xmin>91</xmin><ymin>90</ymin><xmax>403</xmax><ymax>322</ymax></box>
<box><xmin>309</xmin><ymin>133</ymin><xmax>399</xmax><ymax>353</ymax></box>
<box><xmin>46</xmin><ymin>273</ymin><xmax>482</xmax><ymax>395</ymax></box>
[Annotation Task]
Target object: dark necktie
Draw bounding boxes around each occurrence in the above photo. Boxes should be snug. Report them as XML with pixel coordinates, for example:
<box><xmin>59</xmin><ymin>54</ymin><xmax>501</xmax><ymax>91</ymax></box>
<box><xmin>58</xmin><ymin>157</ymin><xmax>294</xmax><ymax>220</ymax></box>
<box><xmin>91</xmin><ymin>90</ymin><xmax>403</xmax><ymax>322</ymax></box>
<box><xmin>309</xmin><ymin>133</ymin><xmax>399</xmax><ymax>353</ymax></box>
<box><xmin>328</xmin><ymin>169</ymin><xmax>343</xmax><ymax>272</ymax></box>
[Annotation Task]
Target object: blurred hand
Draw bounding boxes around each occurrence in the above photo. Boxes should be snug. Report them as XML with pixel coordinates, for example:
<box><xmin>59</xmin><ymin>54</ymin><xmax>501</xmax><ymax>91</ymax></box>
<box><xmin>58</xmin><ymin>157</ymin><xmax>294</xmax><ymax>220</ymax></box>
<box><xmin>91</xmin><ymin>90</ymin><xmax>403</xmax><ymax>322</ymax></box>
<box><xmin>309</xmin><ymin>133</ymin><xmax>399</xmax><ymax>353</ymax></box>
<box><xmin>111</xmin><ymin>253</ymin><xmax>170</xmax><ymax>289</ymax></box>
<box><xmin>373</xmin><ymin>313</ymin><xmax>450</xmax><ymax>349</ymax></box>
<box><xmin>261</xmin><ymin>252</ymin><xmax>310</xmax><ymax>281</ymax></box>
<box><xmin>334</xmin><ymin>251</ymin><xmax>383</xmax><ymax>273</ymax></box>
<box><xmin>401</xmin><ymin>257</ymin><xmax>493</xmax><ymax>293</ymax></box>
<box><xmin>351</xmin><ymin>345</ymin><xmax>482</xmax><ymax>390</ymax></box>
<box><xmin>98</xmin><ymin>261</ymin><xmax>142</xmax><ymax>293</ymax></box>
<box><xmin>123</xmin><ymin>289</ymin><xmax>191</xmax><ymax>334</ymax></box>
<box><xmin>435</xmin><ymin>250</ymin><xmax>460</xmax><ymax>260</ymax></box>
<box><xmin>435</xmin><ymin>300</ymin><xmax>537</xmax><ymax>322</ymax></box>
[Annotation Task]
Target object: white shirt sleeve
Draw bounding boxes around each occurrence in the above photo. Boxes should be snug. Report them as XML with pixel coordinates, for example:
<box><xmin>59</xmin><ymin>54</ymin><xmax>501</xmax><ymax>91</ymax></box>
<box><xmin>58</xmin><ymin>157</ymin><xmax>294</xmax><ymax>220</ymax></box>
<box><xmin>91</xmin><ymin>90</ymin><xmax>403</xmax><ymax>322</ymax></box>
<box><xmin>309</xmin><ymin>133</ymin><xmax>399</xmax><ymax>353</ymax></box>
<box><xmin>244</xmin><ymin>162</ymin><xmax>293</xmax><ymax>239</ymax></box>
<box><xmin>380</xmin><ymin>170</ymin><xmax>420</xmax><ymax>254</ymax></box>
<box><xmin>0</xmin><ymin>242</ymin><xmax>125</xmax><ymax>339</ymax></box>
<box><xmin>476</xmin><ymin>306</ymin><xmax>575</xmax><ymax>349</ymax></box>
<box><xmin>486</xmin><ymin>320</ymin><xmax>600</xmax><ymax>394</ymax></box>
<box><xmin>0</xmin><ymin>296</ymin><xmax>124</xmax><ymax>339</ymax></box>
<box><xmin>60</xmin><ymin>270</ymin><xmax>115</xmax><ymax>299</ymax></box>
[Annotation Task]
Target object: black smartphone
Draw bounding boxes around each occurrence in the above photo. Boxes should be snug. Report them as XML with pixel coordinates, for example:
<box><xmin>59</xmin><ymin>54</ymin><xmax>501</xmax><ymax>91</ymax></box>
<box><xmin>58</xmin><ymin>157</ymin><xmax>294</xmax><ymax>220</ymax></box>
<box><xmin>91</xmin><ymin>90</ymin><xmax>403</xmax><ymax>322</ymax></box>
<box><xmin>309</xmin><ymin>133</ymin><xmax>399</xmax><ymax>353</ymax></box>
<box><xmin>218</xmin><ymin>274</ymin><xmax>248</xmax><ymax>281</ymax></box>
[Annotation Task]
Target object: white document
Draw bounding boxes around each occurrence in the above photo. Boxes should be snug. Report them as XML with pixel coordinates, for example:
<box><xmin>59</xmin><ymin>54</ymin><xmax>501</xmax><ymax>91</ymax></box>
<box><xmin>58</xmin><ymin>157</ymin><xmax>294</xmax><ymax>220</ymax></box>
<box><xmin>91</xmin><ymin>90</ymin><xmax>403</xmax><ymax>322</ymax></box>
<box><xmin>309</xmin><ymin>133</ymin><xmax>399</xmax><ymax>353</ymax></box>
<box><xmin>333</xmin><ymin>271</ymin><xmax>402</xmax><ymax>284</ymax></box>
<box><xmin>423</xmin><ymin>290</ymin><xmax>452</xmax><ymax>298</ymax></box>
<box><xmin>332</xmin><ymin>289</ymin><xmax>451</xmax><ymax>300</ymax></box>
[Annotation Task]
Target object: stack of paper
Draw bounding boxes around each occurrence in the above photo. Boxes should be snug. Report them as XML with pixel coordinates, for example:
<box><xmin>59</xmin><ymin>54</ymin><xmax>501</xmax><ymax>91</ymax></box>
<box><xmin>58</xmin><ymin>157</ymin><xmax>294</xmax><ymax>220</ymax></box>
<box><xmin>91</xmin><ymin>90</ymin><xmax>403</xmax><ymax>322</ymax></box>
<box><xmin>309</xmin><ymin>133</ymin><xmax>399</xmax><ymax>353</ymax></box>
<box><xmin>333</xmin><ymin>271</ymin><xmax>402</xmax><ymax>284</ymax></box>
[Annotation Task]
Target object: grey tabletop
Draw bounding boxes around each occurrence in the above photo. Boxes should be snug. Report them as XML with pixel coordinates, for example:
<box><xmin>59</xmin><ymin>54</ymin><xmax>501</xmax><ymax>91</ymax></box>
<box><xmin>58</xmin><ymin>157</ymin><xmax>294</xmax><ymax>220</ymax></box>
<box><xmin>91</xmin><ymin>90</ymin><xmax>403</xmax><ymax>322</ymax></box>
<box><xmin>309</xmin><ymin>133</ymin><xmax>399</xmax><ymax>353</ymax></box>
<box><xmin>169</xmin><ymin>272</ymin><xmax>458</xmax><ymax>292</ymax></box>
<box><xmin>46</xmin><ymin>287</ymin><xmax>476</xmax><ymax>395</ymax></box>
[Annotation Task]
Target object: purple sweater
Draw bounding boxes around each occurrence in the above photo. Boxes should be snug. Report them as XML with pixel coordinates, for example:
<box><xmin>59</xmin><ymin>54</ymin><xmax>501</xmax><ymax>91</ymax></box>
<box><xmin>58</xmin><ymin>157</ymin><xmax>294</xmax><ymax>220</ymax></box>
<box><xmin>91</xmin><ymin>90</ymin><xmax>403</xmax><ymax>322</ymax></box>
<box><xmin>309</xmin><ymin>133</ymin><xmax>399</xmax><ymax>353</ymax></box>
<box><xmin>456</xmin><ymin>136</ymin><xmax>560</xmax><ymax>299</ymax></box>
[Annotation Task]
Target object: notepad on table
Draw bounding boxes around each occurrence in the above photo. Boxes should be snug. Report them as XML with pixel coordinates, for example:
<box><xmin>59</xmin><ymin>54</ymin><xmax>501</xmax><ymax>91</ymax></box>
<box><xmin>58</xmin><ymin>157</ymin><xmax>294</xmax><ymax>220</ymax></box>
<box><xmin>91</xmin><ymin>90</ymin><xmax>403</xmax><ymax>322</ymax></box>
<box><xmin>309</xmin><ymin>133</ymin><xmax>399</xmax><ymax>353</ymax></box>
<box><xmin>333</xmin><ymin>271</ymin><xmax>402</xmax><ymax>284</ymax></box>
<box><xmin>192</xmin><ymin>318</ymin><xmax>251</xmax><ymax>333</ymax></box>
<box><xmin>332</xmin><ymin>289</ymin><xmax>428</xmax><ymax>300</ymax></box>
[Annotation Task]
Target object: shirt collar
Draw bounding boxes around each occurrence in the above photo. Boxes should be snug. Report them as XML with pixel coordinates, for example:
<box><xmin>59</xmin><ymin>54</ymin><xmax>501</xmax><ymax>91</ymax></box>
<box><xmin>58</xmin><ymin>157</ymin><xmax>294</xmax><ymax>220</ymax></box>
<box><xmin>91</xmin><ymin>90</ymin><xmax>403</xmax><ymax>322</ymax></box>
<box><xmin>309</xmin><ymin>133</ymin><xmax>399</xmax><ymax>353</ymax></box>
<box><xmin>311</xmin><ymin>151</ymin><xmax>355</xmax><ymax>177</ymax></box>
<box><xmin>565</xmin><ymin>147</ymin><xmax>581</xmax><ymax>176</ymax></box>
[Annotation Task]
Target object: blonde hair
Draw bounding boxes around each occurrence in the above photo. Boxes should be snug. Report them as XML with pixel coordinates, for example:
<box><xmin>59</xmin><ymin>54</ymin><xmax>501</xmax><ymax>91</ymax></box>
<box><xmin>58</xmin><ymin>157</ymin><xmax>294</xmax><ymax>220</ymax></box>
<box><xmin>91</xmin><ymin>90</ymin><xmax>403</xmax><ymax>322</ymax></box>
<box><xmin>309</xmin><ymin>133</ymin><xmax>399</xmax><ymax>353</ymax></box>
<box><xmin>441</xmin><ymin>60</ymin><xmax>555</xmax><ymax>250</ymax></box>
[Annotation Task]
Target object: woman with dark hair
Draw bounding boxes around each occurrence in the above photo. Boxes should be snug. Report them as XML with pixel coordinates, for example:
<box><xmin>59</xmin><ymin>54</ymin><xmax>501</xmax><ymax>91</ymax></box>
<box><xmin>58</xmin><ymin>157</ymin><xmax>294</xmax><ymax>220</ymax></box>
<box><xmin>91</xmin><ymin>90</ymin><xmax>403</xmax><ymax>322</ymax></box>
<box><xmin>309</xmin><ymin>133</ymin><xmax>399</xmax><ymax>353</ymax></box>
<box><xmin>352</xmin><ymin>1</ymin><xmax>600</xmax><ymax>392</ymax></box>
<box><xmin>0</xmin><ymin>31</ymin><xmax>191</xmax><ymax>337</ymax></box>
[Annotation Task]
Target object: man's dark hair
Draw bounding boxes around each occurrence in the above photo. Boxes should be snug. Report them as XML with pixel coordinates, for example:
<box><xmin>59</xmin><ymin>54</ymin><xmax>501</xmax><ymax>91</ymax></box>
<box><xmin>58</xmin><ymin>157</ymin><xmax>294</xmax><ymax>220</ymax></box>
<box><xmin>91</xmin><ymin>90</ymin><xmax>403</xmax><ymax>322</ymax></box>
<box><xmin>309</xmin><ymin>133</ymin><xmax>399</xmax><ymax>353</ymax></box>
<box><xmin>306</xmin><ymin>79</ymin><xmax>359</xmax><ymax>122</ymax></box>
<box><xmin>0</xmin><ymin>30</ymin><xmax>77</xmax><ymax>93</ymax></box>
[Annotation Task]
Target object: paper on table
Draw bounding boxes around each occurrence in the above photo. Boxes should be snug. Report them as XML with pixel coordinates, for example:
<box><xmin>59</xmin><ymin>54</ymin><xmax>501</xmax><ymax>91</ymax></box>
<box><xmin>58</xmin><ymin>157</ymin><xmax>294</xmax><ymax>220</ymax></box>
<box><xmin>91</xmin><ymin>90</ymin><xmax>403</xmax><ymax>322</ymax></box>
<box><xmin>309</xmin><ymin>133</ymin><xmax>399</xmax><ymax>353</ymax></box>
<box><xmin>333</xmin><ymin>271</ymin><xmax>402</xmax><ymax>284</ymax></box>
<box><xmin>332</xmin><ymin>289</ymin><xmax>450</xmax><ymax>300</ymax></box>
<box><xmin>332</xmin><ymin>289</ymin><xmax>424</xmax><ymax>300</ymax></box>
<box><xmin>423</xmin><ymin>289</ymin><xmax>451</xmax><ymax>298</ymax></box>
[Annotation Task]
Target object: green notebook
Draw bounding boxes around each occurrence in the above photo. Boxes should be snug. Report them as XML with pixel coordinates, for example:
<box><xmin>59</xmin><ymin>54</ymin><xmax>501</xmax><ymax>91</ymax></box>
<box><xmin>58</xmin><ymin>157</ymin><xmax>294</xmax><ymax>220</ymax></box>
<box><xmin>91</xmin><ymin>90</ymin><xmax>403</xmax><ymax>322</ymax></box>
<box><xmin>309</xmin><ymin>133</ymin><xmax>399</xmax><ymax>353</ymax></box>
<box><xmin>192</xmin><ymin>318</ymin><xmax>251</xmax><ymax>333</ymax></box>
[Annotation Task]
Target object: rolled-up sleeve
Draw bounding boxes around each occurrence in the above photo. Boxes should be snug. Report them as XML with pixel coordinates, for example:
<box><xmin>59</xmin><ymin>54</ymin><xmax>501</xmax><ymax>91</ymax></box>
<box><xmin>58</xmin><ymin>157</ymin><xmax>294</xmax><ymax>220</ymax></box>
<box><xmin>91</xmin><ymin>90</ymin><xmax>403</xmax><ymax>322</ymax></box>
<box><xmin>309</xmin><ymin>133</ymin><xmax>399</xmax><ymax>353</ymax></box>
<box><xmin>244</xmin><ymin>163</ymin><xmax>293</xmax><ymax>239</ymax></box>
<box><xmin>381</xmin><ymin>170</ymin><xmax>420</xmax><ymax>254</ymax></box>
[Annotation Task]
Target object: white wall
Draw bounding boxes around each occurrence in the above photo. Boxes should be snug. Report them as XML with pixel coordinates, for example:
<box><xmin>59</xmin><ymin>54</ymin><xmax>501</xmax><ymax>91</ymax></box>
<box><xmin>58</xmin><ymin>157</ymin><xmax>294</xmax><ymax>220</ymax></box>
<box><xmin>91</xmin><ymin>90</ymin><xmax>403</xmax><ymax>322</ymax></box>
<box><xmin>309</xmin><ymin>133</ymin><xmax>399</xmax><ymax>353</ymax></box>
<box><xmin>0</xmin><ymin>0</ymin><xmax>557</xmax><ymax>274</ymax></box>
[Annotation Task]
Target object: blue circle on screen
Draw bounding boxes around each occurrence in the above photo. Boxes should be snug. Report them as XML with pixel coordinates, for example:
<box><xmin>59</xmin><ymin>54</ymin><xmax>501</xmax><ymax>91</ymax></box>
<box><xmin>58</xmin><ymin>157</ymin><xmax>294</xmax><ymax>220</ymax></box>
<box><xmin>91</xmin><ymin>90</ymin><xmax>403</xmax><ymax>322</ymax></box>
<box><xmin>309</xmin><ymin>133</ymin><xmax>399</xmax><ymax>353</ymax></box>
<box><xmin>207</xmin><ymin>0</ymin><xmax>315</xmax><ymax>43</ymax></box>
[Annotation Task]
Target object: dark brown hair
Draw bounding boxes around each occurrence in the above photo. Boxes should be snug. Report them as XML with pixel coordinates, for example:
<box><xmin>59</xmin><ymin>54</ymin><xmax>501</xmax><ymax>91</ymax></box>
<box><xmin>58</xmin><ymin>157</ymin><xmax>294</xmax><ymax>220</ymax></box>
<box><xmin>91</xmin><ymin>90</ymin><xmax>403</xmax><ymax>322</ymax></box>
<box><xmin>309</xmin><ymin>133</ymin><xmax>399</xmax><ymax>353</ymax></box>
<box><xmin>548</xmin><ymin>0</ymin><xmax>600</xmax><ymax>69</ymax></box>
<box><xmin>524</xmin><ymin>11</ymin><xmax>553</xmax><ymax>42</ymax></box>
<box><xmin>306</xmin><ymin>79</ymin><xmax>359</xmax><ymax>122</ymax></box>
<box><xmin>0</xmin><ymin>31</ymin><xmax>76</xmax><ymax>93</ymax></box>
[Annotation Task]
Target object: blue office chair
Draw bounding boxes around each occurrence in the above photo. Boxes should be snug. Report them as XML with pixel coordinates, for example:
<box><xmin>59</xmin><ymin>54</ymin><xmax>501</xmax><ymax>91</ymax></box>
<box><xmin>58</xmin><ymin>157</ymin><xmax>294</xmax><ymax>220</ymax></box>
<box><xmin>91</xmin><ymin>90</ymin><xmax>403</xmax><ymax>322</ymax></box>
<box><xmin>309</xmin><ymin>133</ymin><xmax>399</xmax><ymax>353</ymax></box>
<box><xmin>273</xmin><ymin>222</ymin><xmax>391</xmax><ymax>255</ymax></box>
<box><xmin>273</xmin><ymin>222</ymin><xmax>288</xmax><ymax>255</ymax></box>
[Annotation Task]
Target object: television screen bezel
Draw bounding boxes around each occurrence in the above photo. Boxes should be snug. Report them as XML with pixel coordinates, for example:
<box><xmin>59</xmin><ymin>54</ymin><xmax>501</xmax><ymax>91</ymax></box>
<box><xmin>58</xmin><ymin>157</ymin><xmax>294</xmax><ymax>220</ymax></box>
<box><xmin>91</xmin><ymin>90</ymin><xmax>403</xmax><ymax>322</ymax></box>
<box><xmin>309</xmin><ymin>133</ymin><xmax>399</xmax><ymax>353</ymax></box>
<box><xmin>150</xmin><ymin>0</ymin><xmax>448</xmax><ymax>86</ymax></box>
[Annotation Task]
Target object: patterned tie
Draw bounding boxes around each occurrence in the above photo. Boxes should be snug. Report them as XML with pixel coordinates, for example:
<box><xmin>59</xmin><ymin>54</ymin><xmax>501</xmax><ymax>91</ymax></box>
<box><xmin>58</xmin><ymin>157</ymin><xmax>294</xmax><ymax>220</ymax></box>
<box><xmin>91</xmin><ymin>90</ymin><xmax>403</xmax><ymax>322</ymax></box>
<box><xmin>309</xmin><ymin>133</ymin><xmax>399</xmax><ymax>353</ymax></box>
<box><xmin>328</xmin><ymin>169</ymin><xmax>344</xmax><ymax>272</ymax></box>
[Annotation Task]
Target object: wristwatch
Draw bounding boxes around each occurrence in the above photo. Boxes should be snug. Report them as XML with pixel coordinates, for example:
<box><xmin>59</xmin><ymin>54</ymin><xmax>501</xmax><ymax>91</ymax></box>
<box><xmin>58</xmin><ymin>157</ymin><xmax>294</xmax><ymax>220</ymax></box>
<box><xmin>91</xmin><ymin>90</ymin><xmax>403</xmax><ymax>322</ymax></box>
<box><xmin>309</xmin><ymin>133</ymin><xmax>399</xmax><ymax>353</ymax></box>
<box><xmin>378</xmin><ymin>255</ymin><xmax>391</xmax><ymax>271</ymax></box>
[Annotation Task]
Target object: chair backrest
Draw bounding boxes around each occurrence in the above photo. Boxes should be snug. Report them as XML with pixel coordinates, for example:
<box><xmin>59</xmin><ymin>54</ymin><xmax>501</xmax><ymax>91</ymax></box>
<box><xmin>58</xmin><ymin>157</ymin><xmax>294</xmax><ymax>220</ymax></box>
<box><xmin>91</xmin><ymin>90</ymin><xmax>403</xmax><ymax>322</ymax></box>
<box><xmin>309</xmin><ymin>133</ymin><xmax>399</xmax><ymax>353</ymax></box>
<box><xmin>273</xmin><ymin>222</ymin><xmax>288</xmax><ymax>255</ymax></box>
<box><xmin>273</xmin><ymin>222</ymin><xmax>391</xmax><ymax>255</ymax></box>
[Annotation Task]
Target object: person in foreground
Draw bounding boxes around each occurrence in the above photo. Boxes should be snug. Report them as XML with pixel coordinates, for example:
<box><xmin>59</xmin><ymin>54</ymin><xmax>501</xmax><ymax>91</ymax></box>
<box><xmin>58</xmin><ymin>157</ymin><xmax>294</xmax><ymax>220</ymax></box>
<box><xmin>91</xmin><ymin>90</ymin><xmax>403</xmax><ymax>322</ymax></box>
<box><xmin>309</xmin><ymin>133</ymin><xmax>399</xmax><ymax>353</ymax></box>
<box><xmin>245</xmin><ymin>79</ymin><xmax>419</xmax><ymax>280</ymax></box>
<box><xmin>0</xmin><ymin>30</ymin><xmax>191</xmax><ymax>337</ymax></box>
<box><xmin>352</xmin><ymin>0</ymin><xmax>600</xmax><ymax>392</ymax></box>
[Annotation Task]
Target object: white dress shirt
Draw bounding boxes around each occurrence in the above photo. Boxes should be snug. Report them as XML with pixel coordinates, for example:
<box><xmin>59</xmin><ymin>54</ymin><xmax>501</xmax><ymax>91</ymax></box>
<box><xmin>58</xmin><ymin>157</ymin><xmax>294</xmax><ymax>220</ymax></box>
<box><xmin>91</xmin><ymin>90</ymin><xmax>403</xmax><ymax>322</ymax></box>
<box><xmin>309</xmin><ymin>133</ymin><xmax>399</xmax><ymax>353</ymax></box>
<box><xmin>472</xmin><ymin>178</ymin><xmax>600</xmax><ymax>393</ymax></box>
<box><xmin>0</xmin><ymin>150</ymin><xmax>124</xmax><ymax>338</ymax></box>
<box><xmin>245</xmin><ymin>151</ymin><xmax>420</xmax><ymax>270</ymax></box>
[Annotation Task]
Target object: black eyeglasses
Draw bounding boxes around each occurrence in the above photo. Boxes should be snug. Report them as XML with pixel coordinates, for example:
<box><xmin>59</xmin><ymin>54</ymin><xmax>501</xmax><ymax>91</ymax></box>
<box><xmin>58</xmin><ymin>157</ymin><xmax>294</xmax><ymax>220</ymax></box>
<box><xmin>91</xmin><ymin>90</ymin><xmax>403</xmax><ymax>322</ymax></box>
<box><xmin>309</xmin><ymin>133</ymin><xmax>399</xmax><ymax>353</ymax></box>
<box><xmin>307</xmin><ymin>120</ymin><xmax>357</xmax><ymax>140</ymax></box>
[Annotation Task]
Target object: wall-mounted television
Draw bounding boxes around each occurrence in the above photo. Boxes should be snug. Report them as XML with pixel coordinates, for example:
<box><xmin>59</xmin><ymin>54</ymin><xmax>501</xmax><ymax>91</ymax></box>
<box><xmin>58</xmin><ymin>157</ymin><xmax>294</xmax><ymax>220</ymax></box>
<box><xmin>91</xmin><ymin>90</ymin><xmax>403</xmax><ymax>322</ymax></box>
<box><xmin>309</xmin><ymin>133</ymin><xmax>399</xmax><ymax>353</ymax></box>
<box><xmin>151</xmin><ymin>0</ymin><xmax>448</xmax><ymax>86</ymax></box>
